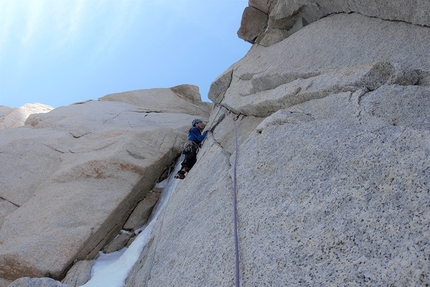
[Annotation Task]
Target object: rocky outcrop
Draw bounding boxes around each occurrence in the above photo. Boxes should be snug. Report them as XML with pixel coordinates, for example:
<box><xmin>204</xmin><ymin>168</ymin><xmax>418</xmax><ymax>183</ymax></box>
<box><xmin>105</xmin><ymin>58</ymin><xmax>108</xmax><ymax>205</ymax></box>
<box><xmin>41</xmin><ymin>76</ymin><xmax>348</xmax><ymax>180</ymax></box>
<box><xmin>223</xmin><ymin>13</ymin><xmax>430</xmax><ymax>116</ymax></box>
<box><xmin>0</xmin><ymin>85</ymin><xmax>210</xmax><ymax>281</ymax></box>
<box><xmin>61</xmin><ymin>260</ymin><xmax>93</xmax><ymax>287</ymax></box>
<box><xmin>0</xmin><ymin>103</ymin><xmax>53</xmax><ymax>130</ymax></box>
<box><xmin>238</xmin><ymin>0</ymin><xmax>430</xmax><ymax>45</ymax></box>
<box><xmin>2</xmin><ymin>2</ymin><xmax>430</xmax><ymax>287</ymax></box>
<box><xmin>99</xmin><ymin>84</ymin><xmax>210</xmax><ymax>117</ymax></box>
<box><xmin>126</xmin><ymin>12</ymin><xmax>430</xmax><ymax>287</ymax></box>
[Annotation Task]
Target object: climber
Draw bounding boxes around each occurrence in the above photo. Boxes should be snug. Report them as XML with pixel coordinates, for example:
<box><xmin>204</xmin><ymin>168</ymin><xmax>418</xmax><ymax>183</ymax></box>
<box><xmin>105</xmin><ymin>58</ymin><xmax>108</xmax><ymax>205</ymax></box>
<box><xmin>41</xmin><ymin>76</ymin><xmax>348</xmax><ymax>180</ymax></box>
<box><xmin>175</xmin><ymin>118</ymin><xmax>210</xmax><ymax>179</ymax></box>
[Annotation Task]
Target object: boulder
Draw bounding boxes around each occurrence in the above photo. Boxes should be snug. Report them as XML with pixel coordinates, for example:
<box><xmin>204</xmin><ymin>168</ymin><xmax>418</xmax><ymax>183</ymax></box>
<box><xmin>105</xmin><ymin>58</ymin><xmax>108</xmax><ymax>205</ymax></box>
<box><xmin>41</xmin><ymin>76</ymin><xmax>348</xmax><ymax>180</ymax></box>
<box><xmin>237</xmin><ymin>6</ymin><xmax>269</xmax><ymax>43</ymax></box>
<box><xmin>61</xmin><ymin>260</ymin><xmax>93</xmax><ymax>287</ymax></box>
<box><xmin>123</xmin><ymin>192</ymin><xmax>160</xmax><ymax>231</ymax></box>
<box><xmin>0</xmin><ymin>87</ymin><xmax>210</xmax><ymax>281</ymax></box>
<box><xmin>102</xmin><ymin>232</ymin><xmax>132</xmax><ymax>254</ymax></box>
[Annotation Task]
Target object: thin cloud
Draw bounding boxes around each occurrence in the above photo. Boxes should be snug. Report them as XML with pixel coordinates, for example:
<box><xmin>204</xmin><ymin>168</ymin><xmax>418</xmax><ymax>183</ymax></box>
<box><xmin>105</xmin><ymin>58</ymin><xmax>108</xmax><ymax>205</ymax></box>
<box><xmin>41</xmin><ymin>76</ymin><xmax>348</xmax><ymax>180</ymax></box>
<box><xmin>52</xmin><ymin>0</ymin><xmax>87</xmax><ymax>50</ymax></box>
<box><xmin>89</xmin><ymin>0</ymin><xmax>144</xmax><ymax>61</ymax></box>
<box><xmin>0</xmin><ymin>1</ymin><xmax>14</xmax><ymax>55</ymax></box>
<box><xmin>20</xmin><ymin>0</ymin><xmax>45</xmax><ymax>46</ymax></box>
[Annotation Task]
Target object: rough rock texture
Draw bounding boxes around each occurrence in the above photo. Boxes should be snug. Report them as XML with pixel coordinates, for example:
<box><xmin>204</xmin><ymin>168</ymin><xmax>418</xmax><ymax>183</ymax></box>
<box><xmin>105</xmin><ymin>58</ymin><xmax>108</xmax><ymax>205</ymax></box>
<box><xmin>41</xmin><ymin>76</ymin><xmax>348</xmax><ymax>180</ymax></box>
<box><xmin>123</xmin><ymin>192</ymin><xmax>160</xmax><ymax>231</ymax></box>
<box><xmin>125</xmin><ymin>12</ymin><xmax>430</xmax><ymax>287</ymax></box>
<box><xmin>238</xmin><ymin>0</ymin><xmax>430</xmax><ymax>45</ymax></box>
<box><xmin>220</xmin><ymin>13</ymin><xmax>430</xmax><ymax>116</ymax></box>
<box><xmin>102</xmin><ymin>231</ymin><xmax>132</xmax><ymax>254</ymax></box>
<box><xmin>0</xmin><ymin>278</ymin><xmax>11</xmax><ymax>287</ymax></box>
<box><xmin>237</xmin><ymin>6</ymin><xmax>269</xmax><ymax>43</ymax></box>
<box><xmin>99</xmin><ymin>84</ymin><xmax>210</xmax><ymax>117</ymax></box>
<box><xmin>0</xmin><ymin>103</ymin><xmax>53</xmax><ymax>130</ymax></box>
<box><xmin>7</xmin><ymin>277</ymin><xmax>68</xmax><ymax>287</ymax></box>
<box><xmin>2</xmin><ymin>2</ymin><xmax>430</xmax><ymax>287</ymax></box>
<box><xmin>61</xmin><ymin>260</ymin><xmax>93</xmax><ymax>287</ymax></box>
<box><xmin>0</xmin><ymin>85</ymin><xmax>210</xmax><ymax>281</ymax></box>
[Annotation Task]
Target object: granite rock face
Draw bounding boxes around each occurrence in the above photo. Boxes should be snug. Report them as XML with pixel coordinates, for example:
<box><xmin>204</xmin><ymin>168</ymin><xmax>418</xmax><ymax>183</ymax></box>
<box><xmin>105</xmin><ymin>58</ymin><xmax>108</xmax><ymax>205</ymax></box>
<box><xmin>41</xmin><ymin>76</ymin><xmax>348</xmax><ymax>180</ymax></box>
<box><xmin>238</xmin><ymin>0</ymin><xmax>430</xmax><ymax>45</ymax></box>
<box><xmin>61</xmin><ymin>260</ymin><xmax>93</xmax><ymax>287</ymax></box>
<box><xmin>0</xmin><ymin>85</ymin><xmax>210</xmax><ymax>281</ymax></box>
<box><xmin>126</xmin><ymin>12</ymin><xmax>430</xmax><ymax>287</ymax></box>
<box><xmin>7</xmin><ymin>277</ymin><xmax>69</xmax><ymax>287</ymax></box>
<box><xmin>2</xmin><ymin>3</ymin><xmax>430</xmax><ymax>287</ymax></box>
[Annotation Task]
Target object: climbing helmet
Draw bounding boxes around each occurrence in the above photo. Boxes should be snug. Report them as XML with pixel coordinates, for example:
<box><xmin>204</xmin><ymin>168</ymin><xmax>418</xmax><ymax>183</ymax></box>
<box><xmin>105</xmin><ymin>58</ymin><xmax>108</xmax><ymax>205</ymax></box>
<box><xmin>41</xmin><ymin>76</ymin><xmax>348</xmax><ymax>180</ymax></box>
<box><xmin>192</xmin><ymin>119</ymin><xmax>202</xmax><ymax>126</ymax></box>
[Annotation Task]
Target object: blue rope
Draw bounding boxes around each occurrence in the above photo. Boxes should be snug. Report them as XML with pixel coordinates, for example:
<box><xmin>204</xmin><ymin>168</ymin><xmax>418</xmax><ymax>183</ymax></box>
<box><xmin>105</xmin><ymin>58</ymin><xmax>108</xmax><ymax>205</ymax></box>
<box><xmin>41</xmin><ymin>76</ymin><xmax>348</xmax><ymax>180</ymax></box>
<box><xmin>215</xmin><ymin>105</ymin><xmax>241</xmax><ymax>287</ymax></box>
<box><xmin>232</xmin><ymin>115</ymin><xmax>241</xmax><ymax>287</ymax></box>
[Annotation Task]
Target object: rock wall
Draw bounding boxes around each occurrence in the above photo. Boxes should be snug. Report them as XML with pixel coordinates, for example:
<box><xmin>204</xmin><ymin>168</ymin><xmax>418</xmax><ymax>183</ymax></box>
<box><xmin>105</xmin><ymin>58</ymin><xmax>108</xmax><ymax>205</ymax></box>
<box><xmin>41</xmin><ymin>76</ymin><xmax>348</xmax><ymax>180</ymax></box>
<box><xmin>238</xmin><ymin>0</ymin><xmax>430</xmax><ymax>45</ymax></box>
<box><xmin>0</xmin><ymin>85</ymin><xmax>210</xmax><ymax>282</ymax></box>
<box><xmin>3</xmin><ymin>1</ymin><xmax>430</xmax><ymax>286</ymax></box>
<box><xmin>126</xmin><ymin>11</ymin><xmax>430</xmax><ymax>287</ymax></box>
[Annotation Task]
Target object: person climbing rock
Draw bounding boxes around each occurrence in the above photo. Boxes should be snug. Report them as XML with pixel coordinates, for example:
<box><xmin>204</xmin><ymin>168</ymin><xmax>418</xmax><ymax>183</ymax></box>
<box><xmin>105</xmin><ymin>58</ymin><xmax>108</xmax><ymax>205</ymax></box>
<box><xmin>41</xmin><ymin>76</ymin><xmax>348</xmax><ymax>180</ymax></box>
<box><xmin>175</xmin><ymin>119</ymin><xmax>210</xmax><ymax>179</ymax></box>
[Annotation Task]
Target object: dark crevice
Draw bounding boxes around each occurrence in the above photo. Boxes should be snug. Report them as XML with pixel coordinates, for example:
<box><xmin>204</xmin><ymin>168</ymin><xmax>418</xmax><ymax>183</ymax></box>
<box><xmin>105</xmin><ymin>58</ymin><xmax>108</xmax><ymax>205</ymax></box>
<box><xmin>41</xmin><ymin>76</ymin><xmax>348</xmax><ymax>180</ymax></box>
<box><xmin>0</xmin><ymin>196</ymin><xmax>20</xmax><ymax>208</ymax></box>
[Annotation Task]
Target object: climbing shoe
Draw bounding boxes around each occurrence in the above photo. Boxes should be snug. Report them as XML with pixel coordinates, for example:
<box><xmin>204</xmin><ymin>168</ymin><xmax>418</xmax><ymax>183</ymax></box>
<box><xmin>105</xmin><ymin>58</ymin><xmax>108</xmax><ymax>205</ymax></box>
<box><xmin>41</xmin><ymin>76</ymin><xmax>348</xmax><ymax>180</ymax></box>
<box><xmin>174</xmin><ymin>172</ymin><xmax>185</xmax><ymax>179</ymax></box>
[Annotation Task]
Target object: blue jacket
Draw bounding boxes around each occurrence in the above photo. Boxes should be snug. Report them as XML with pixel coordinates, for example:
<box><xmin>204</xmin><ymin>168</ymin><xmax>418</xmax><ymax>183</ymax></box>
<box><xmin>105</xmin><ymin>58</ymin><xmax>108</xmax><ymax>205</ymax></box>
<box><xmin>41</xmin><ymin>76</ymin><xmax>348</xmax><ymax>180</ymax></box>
<box><xmin>188</xmin><ymin>127</ymin><xmax>207</xmax><ymax>145</ymax></box>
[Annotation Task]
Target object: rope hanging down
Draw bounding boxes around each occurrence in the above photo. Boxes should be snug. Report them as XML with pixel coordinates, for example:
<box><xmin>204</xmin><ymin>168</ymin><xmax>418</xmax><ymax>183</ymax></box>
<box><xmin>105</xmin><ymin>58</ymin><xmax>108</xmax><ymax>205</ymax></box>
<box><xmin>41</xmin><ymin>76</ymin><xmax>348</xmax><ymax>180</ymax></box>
<box><xmin>232</xmin><ymin>114</ymin><xmax>241</xmax><ymax>287</ymax></box>
<box><xmin>210</xmin><ymin>104</ymin><xmax>242</xmax><ymax>287</ymax></box>
<box><xmin>145</xmin><ymin>104</ymin><xmax>242</xmax><ymax>286</ymax></box>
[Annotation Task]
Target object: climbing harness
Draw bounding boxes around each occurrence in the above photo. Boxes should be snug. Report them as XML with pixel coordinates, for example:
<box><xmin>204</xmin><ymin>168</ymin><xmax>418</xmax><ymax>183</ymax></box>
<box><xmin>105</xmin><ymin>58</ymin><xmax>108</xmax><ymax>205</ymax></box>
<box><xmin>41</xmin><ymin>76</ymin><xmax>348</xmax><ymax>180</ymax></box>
<box><xmin>181</xmin><ymin>140</ymin><xmax>200</xmax><ymax>154</ymax></box>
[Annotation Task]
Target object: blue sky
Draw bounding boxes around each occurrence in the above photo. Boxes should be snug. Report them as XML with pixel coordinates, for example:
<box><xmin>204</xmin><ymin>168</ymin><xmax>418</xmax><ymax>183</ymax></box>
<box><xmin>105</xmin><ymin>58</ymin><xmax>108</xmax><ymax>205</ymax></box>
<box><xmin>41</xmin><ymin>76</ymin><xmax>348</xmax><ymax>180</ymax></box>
<box><xmin>0</xmin><ymin>0</ymin><xmax>250</xmax><ymax>108</ymax></box>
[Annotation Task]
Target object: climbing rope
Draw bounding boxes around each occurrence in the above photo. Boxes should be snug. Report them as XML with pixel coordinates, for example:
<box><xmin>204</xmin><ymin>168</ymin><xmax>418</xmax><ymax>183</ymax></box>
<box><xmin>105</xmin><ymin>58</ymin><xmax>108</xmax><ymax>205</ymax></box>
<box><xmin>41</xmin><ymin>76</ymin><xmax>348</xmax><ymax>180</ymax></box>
<box><xmin>232</xmin><ymin>114</ymin><xmax>241</xmax><ymax>287</ymax></box>
<box><xmin>145</xmin><ymin>105</ymin><xmax>242</xmax><ymax>287</ymax></box>
<box><xmin>210</xmin><ymin>104</ymin><xmax>242</xmax><ymax>287</ymax></box>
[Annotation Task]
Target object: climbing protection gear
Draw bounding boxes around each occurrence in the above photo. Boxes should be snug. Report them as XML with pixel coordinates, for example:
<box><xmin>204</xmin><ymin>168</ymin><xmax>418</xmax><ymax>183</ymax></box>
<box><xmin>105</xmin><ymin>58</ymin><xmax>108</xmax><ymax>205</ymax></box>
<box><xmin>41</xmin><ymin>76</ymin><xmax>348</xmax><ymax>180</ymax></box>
<box><xmin>181</xmin><ymin>141</ymin><xmax>200</xmax><ymax>154</ymax></box>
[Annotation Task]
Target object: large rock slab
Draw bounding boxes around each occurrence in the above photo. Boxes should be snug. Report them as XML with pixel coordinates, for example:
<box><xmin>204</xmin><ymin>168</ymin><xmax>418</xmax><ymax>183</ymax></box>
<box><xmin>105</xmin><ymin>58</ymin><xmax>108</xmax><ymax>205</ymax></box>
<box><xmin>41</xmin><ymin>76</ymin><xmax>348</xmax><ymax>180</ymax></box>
<box><xmin>0</xmin><ymin>87</ymin><xmax>210</xmax><ymax>281</ymax></box>
<box><xmin>126</xmin><ymin>12</ymin><xmax>430</xmax><ymax>287</ymax></box>
<box><xmin>128</xmin><ymin>87</ymin><xmax>430</xmax><ymax>287</ymax></box>
<box><xmin>99</xmin><ymin>84</ymin><xmax>211</xmax><ymax>117</ymax></box>
<box><xmin>238</xmin><ymin>0</ymin><xmax>430</xmax><ymax>45</ymax></box>
<box><xmin>213</xmin><ymin>13</ymin><xmax>430</xmax><ymax>116</ymax></box>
